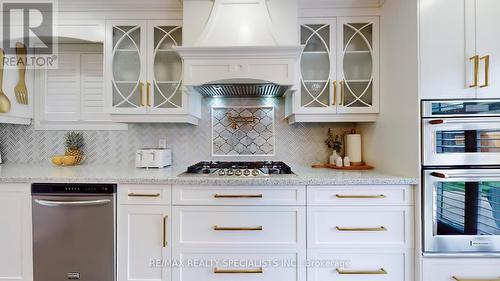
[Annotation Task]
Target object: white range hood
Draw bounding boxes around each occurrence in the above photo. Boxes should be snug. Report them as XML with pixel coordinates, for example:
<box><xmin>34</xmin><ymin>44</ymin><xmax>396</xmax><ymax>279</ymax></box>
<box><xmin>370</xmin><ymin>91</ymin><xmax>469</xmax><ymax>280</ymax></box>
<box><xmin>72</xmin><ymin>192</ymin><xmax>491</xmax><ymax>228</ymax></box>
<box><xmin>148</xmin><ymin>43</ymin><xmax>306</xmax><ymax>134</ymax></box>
<box><xmin>175</xmin><ymin>0</ymin><xmax>303</xmax><ymax>97</ymax></box>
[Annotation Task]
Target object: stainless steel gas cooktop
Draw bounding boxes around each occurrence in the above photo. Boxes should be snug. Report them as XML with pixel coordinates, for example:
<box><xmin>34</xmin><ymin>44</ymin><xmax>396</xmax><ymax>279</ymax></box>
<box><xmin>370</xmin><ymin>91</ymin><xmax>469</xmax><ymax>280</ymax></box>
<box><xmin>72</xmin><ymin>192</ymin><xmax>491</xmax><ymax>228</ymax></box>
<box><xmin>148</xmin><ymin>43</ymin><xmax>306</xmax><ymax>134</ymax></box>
<box><xmin>184</xmin><ymin>161</ymin><xmax>294</xmax><ymax>177</ymax></box>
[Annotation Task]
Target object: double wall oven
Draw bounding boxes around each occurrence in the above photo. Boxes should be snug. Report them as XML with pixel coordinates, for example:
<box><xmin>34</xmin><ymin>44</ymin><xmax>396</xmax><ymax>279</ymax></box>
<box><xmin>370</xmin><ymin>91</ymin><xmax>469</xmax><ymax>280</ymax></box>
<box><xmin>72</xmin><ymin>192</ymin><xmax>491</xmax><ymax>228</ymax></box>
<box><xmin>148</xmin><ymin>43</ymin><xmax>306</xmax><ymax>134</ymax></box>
<box><xmin>422</xmin><ymin>100</ymin><xmax>500</xmax><ymax>255</ymax></box>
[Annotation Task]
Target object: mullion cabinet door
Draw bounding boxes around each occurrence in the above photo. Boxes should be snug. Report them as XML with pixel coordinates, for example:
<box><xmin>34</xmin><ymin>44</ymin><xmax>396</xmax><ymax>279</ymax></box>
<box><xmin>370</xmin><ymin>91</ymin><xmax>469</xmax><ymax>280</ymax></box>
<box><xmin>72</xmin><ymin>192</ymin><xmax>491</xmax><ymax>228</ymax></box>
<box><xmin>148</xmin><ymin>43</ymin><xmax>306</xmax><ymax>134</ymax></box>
<box><xmin>107</xmin><ymin>21</ymin><xmax>148</xmax><ymax>114</ymax></box>
<box><xmin>147</xmin><ymin>21</ymin><xmax>184</xmax><ymax>114</ymax></box>
<box><xmin>298</xmin><ymin>20</ymin><xmax>337</xmax><ymax>114</ymax></box>
<box><xmin>337</xmin><ymin>17</ymin><xmax>379</xmax><ymax>114</ymax></box>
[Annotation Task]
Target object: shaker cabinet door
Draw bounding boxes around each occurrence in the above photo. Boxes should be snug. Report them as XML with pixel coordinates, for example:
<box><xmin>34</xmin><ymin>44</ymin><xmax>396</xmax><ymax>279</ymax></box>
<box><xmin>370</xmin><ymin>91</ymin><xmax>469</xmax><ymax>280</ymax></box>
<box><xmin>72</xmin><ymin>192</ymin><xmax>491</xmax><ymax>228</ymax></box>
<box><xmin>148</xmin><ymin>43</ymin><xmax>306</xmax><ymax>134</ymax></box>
<box><xmin>0</xmin><ymin>184</ymin><xmax>33</xmax><ymax>281</ymax></box>
<box><xmin>106</xmin><ymin>21</ymin><xmax>148</xmax><ymax>114</ymax></box>
<box><xmin>420</xmin><ymin>0</ymin><xmax>477</xmax><ymax>99</ymax></box>
<box><xmin>118</xmin><ymin>205</ymin><xmax>171</xmax><ymax>281</ymax></box>
<box><xmin>476</xmin><ymin>0</ymin><xmax>500</xmax><ymax>99</ymax></box>
<box><xmin>336</xmin><ymin>17</ymin><xmax>379</xmax><ymax>114</ymax></box>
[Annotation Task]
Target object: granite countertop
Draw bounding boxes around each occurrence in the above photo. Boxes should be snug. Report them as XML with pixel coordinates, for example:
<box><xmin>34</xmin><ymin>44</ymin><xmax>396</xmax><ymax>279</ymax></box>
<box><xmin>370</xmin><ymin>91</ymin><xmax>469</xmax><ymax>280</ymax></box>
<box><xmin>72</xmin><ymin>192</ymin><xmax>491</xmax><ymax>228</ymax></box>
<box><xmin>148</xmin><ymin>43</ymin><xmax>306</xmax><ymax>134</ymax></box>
<box><xmin>0</xmin><ymin>163</ymin><xmax>418</xmax><ymax>185</ymax></box>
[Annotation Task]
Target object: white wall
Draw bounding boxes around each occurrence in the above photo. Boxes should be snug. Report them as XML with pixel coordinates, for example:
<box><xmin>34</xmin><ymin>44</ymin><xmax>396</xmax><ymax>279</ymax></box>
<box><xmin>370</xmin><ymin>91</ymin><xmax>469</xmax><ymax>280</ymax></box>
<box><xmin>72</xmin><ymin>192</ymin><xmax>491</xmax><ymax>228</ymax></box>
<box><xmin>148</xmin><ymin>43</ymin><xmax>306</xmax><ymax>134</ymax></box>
<box><xmin>357</xmin><ymin>0</ymin><xmax>419</xmax><ymax>177</ymax></box>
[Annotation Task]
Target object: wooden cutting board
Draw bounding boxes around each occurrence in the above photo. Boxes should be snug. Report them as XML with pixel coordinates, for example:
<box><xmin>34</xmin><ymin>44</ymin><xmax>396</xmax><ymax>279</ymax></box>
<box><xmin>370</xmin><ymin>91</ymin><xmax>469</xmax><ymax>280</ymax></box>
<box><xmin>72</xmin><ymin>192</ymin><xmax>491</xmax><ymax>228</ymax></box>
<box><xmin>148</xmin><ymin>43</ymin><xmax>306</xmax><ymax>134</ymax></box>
<box><xmin>312</xmin><ymin>163</ymin><xmax>374</xmax><ymax>170</ymax></box>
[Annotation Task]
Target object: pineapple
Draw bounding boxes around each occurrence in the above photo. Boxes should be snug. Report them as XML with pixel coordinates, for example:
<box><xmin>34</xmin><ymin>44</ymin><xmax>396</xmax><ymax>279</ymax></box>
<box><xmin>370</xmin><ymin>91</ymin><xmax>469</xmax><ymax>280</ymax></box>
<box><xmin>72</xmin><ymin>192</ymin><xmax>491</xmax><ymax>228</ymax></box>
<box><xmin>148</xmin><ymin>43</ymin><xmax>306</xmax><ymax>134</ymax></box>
<box><xmin>64</xmin><ymin>131</ymin><xmax>85</xmax><ymax>164</ymax></box>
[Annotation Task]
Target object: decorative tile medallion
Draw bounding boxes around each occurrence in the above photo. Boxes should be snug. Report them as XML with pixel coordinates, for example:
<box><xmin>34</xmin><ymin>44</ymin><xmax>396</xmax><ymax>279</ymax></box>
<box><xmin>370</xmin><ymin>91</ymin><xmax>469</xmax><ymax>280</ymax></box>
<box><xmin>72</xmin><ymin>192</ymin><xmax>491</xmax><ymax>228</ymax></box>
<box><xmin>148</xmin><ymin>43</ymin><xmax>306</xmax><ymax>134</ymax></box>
<box><xmin>212</xmin><ymin>106</ymin><xmax>275</xmax><ymax>156</ymax></box>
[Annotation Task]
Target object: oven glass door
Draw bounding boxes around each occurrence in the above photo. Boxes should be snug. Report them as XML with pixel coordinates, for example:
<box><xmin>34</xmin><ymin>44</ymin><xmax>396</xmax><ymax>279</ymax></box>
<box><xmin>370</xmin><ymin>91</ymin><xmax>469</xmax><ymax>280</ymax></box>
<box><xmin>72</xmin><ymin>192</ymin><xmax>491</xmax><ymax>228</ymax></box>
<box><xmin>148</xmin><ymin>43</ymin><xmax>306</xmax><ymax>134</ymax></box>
<box><xmin>423</xmin><ymin>117</ymin><xmax>500</xmax><ymax>166</ymax></box>
<box><xmin>424</xmin><ymin>169</ymin><xmax>500</xmax><ymax>253</ymax></box>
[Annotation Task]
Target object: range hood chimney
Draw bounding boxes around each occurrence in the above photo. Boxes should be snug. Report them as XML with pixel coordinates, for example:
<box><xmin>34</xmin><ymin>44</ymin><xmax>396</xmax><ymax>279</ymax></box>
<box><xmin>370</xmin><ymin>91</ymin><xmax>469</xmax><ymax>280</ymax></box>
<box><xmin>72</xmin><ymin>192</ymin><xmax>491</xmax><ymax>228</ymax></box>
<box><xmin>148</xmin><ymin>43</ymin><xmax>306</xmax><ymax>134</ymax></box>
<box><xmin>175</xmin><ymin>0</ymin><xmax>303</xmax><ymax>97</ymax></box>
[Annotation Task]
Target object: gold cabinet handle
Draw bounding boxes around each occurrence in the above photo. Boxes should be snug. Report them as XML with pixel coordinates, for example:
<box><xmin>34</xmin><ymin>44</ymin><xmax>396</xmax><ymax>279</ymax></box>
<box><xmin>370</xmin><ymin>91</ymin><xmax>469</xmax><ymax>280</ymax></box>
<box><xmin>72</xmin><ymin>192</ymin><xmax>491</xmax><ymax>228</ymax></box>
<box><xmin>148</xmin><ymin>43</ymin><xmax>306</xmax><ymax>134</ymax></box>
<box><xmin>336</xmin><ymin>268</ymin><xmax>387</xmax><ymax>275</ymax></box>
<box><xmin>452</xmin><ymin>277</ymin><xmax>500</xmax><ymax>281</ymax></box>
<box><xmin>214</xmin><ymin>267</ymin><xmax>263</xmax><ymax>274</ymax></box>
<box><xmin>332</xmin><ymin>80</ymin><xmax>337</xmax><ymax>106</ymax></box>
<box><xmin>146</xmin><ymin>82</ymin><xmax>151</xmax><ymax>106</ymax></box>
<box><xmin>335</xmin><ymin>194</ymin><xmax>386</xmax><ymax>199</ymax></box>
<box><xmin>139</xmin><ymin>81</ymin><xmax>145</xmax><ymax>106</ymax></box>
<box><xmin>480</xmin><ymin>55</ymin><xmax>490</xmax><ymax>88</ymax></box>
<box><xmin>214</xmin><ymin>194</ymin><xmax>263</xmax><ymax>199</ymax></box>
<box><xmin>336</xmin><ymin>226</ymin><xmax>387</xmax><ymax>231</ymax></box>
<box><xmin>128</xmin><ymin>193</ymin><xmax>161</xmax><ymax>198</ymax></box>
<box><xmin>340</xmin><ymin>80</ymin><xmax>345</xmax><ymax>105</ymax></box>
<box><xmin>162</xmin><ymin>215</ymin><xmax>168</xmax><ymax>247</ymax></box>
<box><xmin>470</xmin><ymin>55</ymin><xmax>480</xmax><ymax>88</ymax></box>
<box><xmin>214</xmin><ymin>225</ymin><xmax>263</xmax><ymax>231</ymax></box>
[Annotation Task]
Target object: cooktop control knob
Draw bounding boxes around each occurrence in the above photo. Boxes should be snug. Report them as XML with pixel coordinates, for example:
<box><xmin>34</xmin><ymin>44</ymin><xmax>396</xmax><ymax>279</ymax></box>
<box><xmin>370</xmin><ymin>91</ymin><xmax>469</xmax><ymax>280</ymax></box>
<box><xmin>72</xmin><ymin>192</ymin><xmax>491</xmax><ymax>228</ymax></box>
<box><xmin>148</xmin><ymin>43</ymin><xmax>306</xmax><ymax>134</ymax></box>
<box><xmin>243</xmin><ymin>169</ymin><xmax>251</xmax><ymax>176</ymax></box>
<box><xmin>218</xmin><ymin>169</ymin><xmax>226</xmax><ymax>176</ymax></box>
<box><xmin>251</xmin><ymin>169</ymin><xmax>260</xmax><ymax>176</ymax></box>
<box><xmin>226</xmin><ymin>169</ymin><xmax>234</xmax><ymax>176</ymax></box>
<box><xmin>235</xmin><ymin>169</ymin><xmax>243</xmax><ymax>176</ymax></box>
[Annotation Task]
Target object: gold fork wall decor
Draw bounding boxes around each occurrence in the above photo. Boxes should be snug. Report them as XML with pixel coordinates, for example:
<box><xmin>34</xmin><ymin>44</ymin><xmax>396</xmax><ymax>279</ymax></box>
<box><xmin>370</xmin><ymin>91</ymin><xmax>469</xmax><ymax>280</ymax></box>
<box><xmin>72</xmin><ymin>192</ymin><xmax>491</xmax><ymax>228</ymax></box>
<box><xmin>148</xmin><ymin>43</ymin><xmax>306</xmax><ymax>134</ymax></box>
<box><xmin>14</xmin><ymin>42</ymin><xmax>28</xmax><ymax>105</ymax></box>
<box><xmin>226</xmin><ymin>112</ymin><xmax>255</xmax><ymax>130</ymax></box>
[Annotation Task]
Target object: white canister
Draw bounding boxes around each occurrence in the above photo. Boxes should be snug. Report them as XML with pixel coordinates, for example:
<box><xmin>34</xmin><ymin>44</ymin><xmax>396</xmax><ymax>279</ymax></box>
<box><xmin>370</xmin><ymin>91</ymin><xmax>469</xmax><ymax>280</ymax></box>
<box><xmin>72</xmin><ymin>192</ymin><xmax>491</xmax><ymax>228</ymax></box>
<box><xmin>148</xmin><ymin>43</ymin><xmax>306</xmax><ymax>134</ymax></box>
<box><xmin>343</xmin><ymin>156</ymin><xmax>351</xmax><ymax>167</ymax></box>
<box><xmin>345</xmin><ymin>133</ymin><xmax>362</xmax><ymax>165</ymax></box>
<box><xmin>335</xmin><ymin>156</ymin><xmax>343</xmax><ymax>167</ymax></box>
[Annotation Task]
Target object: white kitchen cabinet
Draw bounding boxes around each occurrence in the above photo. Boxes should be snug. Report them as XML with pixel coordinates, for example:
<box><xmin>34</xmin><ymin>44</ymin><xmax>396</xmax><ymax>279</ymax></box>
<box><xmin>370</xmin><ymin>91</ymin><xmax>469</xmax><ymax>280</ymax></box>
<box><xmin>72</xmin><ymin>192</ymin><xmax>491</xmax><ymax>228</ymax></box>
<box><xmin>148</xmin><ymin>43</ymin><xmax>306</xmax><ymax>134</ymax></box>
<box><xmin>422</xmin><ymin>258</ymin><xmax>500</xmax><ymax>281</ymax></box>
<box><xmin>118</xmin><ymin>204</ymin><xmax>171</xmax><ymax>281</ymax></box>
<box><xmin>34</xmin><ymin>45</ymin><xmax>127</xmax><ymax>130</ymax></box>
<box><xmin>286</xmin><ymin>16</ymin><xmax>379</xmax><ymax>123</ymax></box>
<box><xmin>308</xmin><ymin>249</ymin><xmax>412</xmax><ymax>281</ymax></box>
<box><xmin>420</xmin><ymin>0</ymin><xmax>500</xmax><ymax>99</ymax></box>
<box><xmin>106</xmin><ymin>20</ymin><xmax>200</xmax><ymax>124</ymax></box>
<box><xmin>0</xmin><ymin>184</ymin><xmax>33</xmax><ymax>281</ymax></box>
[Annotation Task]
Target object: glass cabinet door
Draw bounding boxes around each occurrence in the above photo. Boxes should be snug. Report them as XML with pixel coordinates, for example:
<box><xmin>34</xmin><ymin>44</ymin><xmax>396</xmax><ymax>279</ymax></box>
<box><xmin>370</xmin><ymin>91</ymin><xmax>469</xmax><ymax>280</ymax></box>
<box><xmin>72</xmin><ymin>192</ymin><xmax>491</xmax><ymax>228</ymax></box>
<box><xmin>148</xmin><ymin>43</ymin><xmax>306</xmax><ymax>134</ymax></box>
<box><xmin>109</xmin><ymin>23</ymin><xmax>147</xmax><ymax>112</ymax></box>
<box><xmin>337</xmin><ymin>18</ymin><xmax>379</xmax><ymax>113</ymax></box>
<box><xmin>149</xmin><ymin>24</ymin><xmax>183</xmax><ymax>112</ymax></box>
<box><xmin>299</xmin><ymin>22</ymin><xmax>335</xmax><ymax>112</ymax></box>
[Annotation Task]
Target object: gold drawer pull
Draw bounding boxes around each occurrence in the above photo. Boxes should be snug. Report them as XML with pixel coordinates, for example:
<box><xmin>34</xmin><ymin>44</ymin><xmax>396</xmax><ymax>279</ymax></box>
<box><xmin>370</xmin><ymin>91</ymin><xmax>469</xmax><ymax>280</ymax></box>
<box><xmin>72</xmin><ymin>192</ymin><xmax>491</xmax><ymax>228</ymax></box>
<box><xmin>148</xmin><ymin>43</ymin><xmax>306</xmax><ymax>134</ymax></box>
<box><xmin>128</xmin><ymin>193</ymin><xmax>161</xmax><ymax>198</ymax></box>
<box><xmin>162</xmin><ymin>215</ymin><xmax>168</xmax><ymax>248</ymax></box>
<box><xmin>336</xmin><ymin>268</ymin><xmax>387</xmax><ymax>275</ymax></box>
<box><xmin>453</xmin><ymin>277</ymin><xmax>500</xmax><ymax>281</ymax></box>
<box><xmin>214</xmin><ymin>225</ymin><xmax>263</xmax><ymax>231</ymax></box>
<box><xmin>214</xmin><ymin>267</ymin><xmax>263</xmax><ymax>274</ymax></box>
<box><xmin>336</xmin><ymin>226</ymin><xmax>387</xmax><ymax>232</ymax></box>
<box><xmin>336</xmin><ymin>194</ymin><xmax>386</xmax><ymax>199</ymax></box>
<box><xmin>214</xmin><ymin>194</ymin><xmax>263</xmax><ymax>198</ymax></box>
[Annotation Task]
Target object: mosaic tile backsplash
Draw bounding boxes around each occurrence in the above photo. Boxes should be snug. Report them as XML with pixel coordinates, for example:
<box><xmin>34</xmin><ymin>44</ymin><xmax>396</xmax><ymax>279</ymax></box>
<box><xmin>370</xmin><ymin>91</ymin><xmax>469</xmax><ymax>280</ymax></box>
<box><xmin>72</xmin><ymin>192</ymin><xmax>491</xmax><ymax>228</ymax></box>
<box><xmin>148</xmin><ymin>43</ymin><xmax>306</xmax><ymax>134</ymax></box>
<box><xmin>212</xmin><ymin>106</ymin><xmax>274</xmax><ymax>156</ymax></box>
<box><xmin>0</xmin><ymin>98</ymin><xmax>355</xmax><ymax>168</ymax></box>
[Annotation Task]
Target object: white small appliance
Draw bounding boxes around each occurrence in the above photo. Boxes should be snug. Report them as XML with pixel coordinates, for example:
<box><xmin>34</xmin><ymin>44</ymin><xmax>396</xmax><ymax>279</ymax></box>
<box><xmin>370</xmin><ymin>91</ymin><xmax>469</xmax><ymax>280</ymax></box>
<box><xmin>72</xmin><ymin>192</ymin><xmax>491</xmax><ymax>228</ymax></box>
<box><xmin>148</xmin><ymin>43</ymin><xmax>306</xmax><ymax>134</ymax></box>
<box><xmin>135</xmin><ymin>148</ymin><xmax>172</xmax><ymax>168</ymax></box>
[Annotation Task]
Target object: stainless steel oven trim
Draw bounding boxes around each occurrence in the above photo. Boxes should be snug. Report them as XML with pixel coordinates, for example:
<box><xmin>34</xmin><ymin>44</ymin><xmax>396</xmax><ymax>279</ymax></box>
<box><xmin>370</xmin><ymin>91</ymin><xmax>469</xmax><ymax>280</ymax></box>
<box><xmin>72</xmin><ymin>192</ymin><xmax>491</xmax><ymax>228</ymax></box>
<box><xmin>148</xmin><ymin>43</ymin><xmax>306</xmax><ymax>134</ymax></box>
<box><xmin>422</xmin><ymin>99</ymin><xmax>500</xmax><ymax>118</ymax></box>
<box><xmin>422</xmin><ymin>117</ymin><xmax>500</xmax><ymax>166</ymax></box>
<box><xmin>423</xmin><ymin>169</ymin><xmax>500</xmax><ymax>254</ymax></box>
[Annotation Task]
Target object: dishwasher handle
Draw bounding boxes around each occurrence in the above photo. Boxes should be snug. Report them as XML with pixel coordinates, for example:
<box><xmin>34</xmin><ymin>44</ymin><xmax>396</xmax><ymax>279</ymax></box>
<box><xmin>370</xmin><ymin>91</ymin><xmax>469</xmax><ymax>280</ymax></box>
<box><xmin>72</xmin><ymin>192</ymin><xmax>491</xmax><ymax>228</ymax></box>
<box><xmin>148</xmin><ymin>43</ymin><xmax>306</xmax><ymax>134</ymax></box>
<box><xmin>34</xmin><ymin>199</ymin><xmax>111</xmax><ymax>207</ymax></box>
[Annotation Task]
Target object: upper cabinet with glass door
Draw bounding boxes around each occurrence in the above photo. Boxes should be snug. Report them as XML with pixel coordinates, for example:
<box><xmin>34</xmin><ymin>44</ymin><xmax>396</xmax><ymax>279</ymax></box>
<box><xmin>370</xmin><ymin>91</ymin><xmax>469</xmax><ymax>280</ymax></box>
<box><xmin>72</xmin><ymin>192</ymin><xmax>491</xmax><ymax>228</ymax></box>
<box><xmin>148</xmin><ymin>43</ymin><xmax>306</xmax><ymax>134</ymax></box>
<box><xmin>148</xmin><ymin>22</ymin><xmax>184</xmax><ymax>113</ymax></box>
<box><xmin>337</xmin><ymin>17</ymin><xmax>379</xmax><ymax>114</ymax></box>
<box><xmin>298</xmin><ymin>20</ymin><xmax>336</xmax><ymax>114</ymax></box>
<box><xmin>105</xmin><ymin>20</ymin><xmax>200</xmax><ymax>124</ymax></box>
<box><xmin>107</xmin><ymin>22</ymin><xmax>147</xmax><ymax>114</ymax></box>
<box><xmin>286</xmin><ymin>17</ymin><xmax>379</xmax><ymax>123</ymax></box>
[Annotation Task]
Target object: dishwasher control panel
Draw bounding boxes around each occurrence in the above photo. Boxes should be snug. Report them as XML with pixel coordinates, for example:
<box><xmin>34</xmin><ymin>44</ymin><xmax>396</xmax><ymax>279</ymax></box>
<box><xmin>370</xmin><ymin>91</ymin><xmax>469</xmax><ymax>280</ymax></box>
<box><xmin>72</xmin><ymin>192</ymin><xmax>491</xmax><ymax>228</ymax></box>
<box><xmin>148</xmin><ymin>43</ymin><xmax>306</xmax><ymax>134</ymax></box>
<box><xmin>32</xmin><ymin>183</ymin><xmax>116</xmax><ymax>194</ymax></box>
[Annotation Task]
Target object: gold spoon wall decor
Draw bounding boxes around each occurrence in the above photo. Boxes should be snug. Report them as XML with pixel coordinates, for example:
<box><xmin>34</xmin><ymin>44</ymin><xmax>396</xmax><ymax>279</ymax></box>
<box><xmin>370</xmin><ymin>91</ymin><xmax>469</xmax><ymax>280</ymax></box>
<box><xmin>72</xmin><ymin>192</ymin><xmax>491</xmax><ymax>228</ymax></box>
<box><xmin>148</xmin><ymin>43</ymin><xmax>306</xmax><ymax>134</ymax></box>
<box><xmin>0</xmin><ymin>48</ymin><xmax>12</xmax><ymax>113</ymax></box>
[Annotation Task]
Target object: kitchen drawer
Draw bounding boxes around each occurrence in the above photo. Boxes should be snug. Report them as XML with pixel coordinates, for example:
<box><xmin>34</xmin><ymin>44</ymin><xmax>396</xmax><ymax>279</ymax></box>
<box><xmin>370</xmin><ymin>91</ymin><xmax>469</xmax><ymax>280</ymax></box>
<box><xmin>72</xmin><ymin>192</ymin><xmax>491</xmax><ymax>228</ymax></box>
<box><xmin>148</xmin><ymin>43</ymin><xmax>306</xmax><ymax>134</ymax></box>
<box><xmin>173</xmin><ymin>206</ymin><xmax>305</xmax><ymax>248</ymax></box>
<box><xmin>172</xmin><ymin>185</ymin><xmax>305</xmax><ymax>205</ymax></box>
<box><xmin>308</xmin><ymin>250</ymin><xmax>411</xmax><ymax>281</ymax></box>
<box><xmin>422</xmin><ymin>258</ymin><xmax>500</xmax><ymax>281</ymax></box>
<box><xmin>173</xmin><ymin>249</ymin><xmax>305</xmax><ymax>281</ymax></box>
<box><xmin>308</xmin><ymin>206</ymin><xmax>412</xmax><ymax>248</ymax></box>
<box><xmin>118</xmin><ymin>184</ymin><xmax>171</xmax><ymax>205</ymax></box>
<box><xmin>307</xmin><ymin>185</ymin><xmax>413</xmax><ymax>206</ymax></box>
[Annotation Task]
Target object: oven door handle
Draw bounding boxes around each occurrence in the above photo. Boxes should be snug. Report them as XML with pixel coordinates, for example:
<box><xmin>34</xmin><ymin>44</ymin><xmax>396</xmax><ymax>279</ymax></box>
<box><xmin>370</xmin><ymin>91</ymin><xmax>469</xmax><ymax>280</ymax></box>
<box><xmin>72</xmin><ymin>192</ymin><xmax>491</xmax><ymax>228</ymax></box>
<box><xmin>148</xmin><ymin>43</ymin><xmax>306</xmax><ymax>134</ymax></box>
<box><xmin>430</xmin><ymin>172</ymin><xmax>500</xmax><ymax>179</ymax></box>
<box><xmin>428</xmin><ymin>117</ymin><xmax>500</xmax><ymax>125</ymax></box>
<box><xmin>34</xmin><ymin>199</ymin><xmax>111</xmax><ymax>207</ymax></box>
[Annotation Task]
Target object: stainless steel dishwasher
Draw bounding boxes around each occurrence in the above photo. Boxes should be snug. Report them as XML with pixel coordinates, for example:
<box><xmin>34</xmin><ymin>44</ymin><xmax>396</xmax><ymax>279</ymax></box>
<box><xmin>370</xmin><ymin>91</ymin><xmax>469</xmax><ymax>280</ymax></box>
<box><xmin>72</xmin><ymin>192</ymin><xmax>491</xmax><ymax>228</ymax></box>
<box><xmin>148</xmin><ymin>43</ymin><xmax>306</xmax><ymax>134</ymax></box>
<box><xmin>32</xmin><ymin>183</ymin><xmax>116</xmax><ymax>281</ymax></box>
